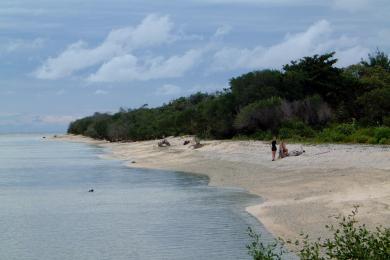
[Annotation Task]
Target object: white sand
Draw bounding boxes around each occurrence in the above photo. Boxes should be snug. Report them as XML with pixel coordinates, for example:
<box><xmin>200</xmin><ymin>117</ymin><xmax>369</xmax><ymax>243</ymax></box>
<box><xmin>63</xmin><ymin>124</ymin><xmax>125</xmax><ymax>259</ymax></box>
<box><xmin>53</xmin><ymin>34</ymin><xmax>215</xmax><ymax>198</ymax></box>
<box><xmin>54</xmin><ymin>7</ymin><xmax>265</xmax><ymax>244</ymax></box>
<box><xmin>54</xmin><ymin>134</ymin><xmax>390</xmax><ymax>241</ymax></box>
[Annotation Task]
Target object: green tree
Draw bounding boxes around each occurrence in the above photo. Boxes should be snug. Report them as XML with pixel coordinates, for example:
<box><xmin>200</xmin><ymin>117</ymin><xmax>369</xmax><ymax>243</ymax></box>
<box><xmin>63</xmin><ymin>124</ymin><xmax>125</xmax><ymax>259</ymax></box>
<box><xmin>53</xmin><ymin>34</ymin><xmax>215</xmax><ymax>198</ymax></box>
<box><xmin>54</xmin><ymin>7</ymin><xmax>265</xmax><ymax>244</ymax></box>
<box><xmin>230</xmin><ymin>70</ymin><xmax>282</xmax><ymax>108</ymax></box>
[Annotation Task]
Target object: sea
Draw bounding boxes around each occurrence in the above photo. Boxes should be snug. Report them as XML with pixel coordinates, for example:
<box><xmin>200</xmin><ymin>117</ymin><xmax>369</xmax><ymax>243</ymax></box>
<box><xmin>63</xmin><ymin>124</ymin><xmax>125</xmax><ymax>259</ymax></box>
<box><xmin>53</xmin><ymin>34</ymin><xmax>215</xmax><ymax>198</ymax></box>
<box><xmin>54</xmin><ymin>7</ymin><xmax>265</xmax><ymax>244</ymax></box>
<box><xmin>0</xmin><ymin>134</ymin><xmax>274</xmax><ymax>260</ymax></box>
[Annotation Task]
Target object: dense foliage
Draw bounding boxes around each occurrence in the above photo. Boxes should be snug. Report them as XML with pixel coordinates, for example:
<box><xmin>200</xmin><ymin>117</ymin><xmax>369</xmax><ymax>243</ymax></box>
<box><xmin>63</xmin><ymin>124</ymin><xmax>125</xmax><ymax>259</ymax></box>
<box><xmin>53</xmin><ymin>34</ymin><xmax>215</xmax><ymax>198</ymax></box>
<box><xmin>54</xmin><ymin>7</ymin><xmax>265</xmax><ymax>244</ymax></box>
<box><xmin>68</xmin><ymin>51</ymin><xmax>390</xmax><ymax>144</ymax></box>
<box><xmin>247</xmin><ymin>207</ymin><xmax>390</xmax><ymax>260</ymax></box>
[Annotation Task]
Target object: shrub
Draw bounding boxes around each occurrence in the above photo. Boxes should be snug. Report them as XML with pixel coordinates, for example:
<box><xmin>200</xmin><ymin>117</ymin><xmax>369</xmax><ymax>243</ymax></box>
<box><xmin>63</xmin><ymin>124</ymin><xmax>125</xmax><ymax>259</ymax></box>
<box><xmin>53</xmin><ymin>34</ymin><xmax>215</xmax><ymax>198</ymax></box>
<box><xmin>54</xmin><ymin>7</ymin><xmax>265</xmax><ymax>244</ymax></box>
<box><xmin>317</xmin><ymin>128</ymin><xmax>347</xmax><ymax>143</ymax></box>
<box><xmin>374</xmin><ymin>127</ymin><xmax>390</xmax><ymax>143</ymax></box>
<box><xmin>252</xmin><ymin>130</ymin><xmax>273</xmax><ymax>140</ymax></box>
<box><xmin>335</xmin><ymin>123</ymin><xmax>356</xmax><ymax>135</ymax></box>
<box><xmin>84</xmin><ymin>124</ymin><xmax>99</xmax><ymax>139</ymax></box>
<box><xmin>278</xmin><ymin>120</ymin><xmax>316</xmax><ymax>140</ymax></box>
<box><xmin>247</xmin><ymin>227</ymin><xmax>284</xmax><ymax>260</ymax></box>
<box><xmin>247</xmin><ymin>207</ymin><xmax>390</xmax><ymax>260</ymax></box>
<box><xmin>292</xmin><ymin>95</ymin><xmax>332</xmax><ymax>126</ymax></box>
<box><xmin>234</xmin><ymin>97</ymin><xmax>283</xmax><ymax>133</ymax></box>
<box><xmin>351</xmin><ymin>134</ymin><xmax>370</xmax><ymax>144</ymax></box>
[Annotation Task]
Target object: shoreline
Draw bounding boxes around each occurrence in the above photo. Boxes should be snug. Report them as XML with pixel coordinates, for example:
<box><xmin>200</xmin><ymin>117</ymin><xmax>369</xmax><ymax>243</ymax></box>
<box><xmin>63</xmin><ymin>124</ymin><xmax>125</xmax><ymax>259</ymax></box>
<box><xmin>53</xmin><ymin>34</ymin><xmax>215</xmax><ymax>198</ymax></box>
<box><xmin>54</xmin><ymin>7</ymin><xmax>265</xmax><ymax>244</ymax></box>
<box><xmin>53</xmin><ymin>134</ymin><xmax>390</xmax><ymax>241</ymax></box>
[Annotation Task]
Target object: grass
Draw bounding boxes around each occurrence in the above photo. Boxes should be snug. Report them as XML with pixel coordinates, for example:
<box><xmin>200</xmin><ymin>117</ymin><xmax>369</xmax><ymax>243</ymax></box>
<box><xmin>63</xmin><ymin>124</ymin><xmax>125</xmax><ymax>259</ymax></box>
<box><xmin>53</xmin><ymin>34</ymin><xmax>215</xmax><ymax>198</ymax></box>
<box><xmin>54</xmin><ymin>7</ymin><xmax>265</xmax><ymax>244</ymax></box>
<box><xmin>232</xmin><ymin>124</ymin><xmax>390</xmax><ymax>145</ymax></box>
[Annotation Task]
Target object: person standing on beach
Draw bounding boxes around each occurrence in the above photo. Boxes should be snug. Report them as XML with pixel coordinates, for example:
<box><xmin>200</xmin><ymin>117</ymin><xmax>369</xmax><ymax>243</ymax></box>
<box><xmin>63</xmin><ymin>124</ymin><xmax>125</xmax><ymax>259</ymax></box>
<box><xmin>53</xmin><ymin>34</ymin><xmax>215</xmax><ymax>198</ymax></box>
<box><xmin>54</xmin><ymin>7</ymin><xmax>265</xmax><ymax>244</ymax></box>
<box><xmin>271</xmin><ymin>137</ymin><xmax>277</xmax><ymax>161</ymax></box>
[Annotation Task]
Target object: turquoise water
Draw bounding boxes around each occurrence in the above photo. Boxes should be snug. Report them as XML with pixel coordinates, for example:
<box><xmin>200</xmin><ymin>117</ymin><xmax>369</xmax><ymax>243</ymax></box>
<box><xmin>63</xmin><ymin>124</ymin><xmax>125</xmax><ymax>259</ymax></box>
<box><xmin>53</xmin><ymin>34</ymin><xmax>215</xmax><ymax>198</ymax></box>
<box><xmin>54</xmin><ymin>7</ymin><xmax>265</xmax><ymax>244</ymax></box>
<box><xmin>0</xmin><ymin>134</ymin><xmax>270</xmax><ymax>260</ymax></box>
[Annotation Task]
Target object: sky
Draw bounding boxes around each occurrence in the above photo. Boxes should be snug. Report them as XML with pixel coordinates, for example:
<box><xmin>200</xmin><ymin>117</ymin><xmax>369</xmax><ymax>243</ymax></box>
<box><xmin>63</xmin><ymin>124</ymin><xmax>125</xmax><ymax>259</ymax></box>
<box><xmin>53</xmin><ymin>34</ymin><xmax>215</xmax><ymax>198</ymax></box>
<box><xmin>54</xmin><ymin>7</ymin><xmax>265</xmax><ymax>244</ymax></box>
<box><xmin>1</xmin><ymin>0</ymin><xmax>390</xmax><ymax>133</ymax></box>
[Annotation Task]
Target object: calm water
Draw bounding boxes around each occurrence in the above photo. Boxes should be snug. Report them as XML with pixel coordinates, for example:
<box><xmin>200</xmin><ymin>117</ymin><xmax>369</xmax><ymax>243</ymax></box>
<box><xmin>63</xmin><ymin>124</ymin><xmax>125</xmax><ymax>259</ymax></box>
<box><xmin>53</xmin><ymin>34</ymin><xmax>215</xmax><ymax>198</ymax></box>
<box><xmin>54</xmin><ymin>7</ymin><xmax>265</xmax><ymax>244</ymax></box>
<box><xmin>0</xmin><ymin>134</ymin><xmax>271</xmax><ymax>260</ymax></box>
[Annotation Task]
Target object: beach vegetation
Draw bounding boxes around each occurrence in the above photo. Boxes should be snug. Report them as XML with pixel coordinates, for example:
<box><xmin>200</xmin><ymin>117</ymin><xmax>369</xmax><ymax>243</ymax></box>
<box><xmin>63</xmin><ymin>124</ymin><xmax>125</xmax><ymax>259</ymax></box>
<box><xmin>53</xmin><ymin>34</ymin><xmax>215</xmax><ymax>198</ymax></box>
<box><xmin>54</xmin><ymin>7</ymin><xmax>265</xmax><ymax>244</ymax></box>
<box><xmin>248</xmin><ymin>207</ymin><xmax>390</xmax><ymax>260</ymax></box>
<box><xmin>68</xmin><ymin>51</ymin><xmax>390</xmax><ymax>144</ymax></box>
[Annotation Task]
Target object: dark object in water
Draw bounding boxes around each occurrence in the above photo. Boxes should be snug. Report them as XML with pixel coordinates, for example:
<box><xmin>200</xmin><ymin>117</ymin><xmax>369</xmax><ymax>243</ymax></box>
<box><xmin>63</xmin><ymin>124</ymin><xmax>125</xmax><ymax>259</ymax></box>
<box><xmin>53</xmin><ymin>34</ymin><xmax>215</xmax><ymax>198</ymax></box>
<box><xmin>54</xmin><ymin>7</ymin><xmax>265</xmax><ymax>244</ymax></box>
<box><xmin>131</xmin><ymin>161</ymin><xmax>136</xmax><ymax>164</ymax></box>
<box><xmin>42</xmin><ymin>136</ymin><xmax>46</xmax><ymax>139</ymax></box>
<box><xmin>183</xmin><ymin>140</ymin><xmax>190</xmax><ymax>145</ymax></box>
<box><xmin>88</xmin><ymin>189</ymin><xmax>94</xmax><ymax>192</ymax></box>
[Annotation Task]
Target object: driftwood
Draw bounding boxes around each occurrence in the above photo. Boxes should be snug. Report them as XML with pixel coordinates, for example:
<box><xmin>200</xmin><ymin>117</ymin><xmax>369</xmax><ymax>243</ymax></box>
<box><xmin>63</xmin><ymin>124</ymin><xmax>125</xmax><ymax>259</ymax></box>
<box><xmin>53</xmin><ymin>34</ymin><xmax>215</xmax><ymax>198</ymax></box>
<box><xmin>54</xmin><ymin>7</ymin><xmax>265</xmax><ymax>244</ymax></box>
<box><xmin>158</xmin><ymin>139</ymin><xmax>171</xmax><ymax>147</ymax></box>
<box><xmin>290</xmin><ymin>149</ymin><xmax>305</xmax><ymax>156</ymax></box>
<box><xmin>279</xmin><ymin>146</ymin><xmax>305</xmax><ymax>158</ymax></box>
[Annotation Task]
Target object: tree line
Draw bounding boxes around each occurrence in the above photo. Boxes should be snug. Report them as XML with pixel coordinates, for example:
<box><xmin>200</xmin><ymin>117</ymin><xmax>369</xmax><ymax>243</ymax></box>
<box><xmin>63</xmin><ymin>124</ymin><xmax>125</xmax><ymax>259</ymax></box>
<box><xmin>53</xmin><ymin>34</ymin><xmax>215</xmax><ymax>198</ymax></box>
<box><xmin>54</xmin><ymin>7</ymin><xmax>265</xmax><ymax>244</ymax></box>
<box><xmin>68</xmin><ymin>51</ymin><xmax>390</xmax><ymax>144</ymax></box>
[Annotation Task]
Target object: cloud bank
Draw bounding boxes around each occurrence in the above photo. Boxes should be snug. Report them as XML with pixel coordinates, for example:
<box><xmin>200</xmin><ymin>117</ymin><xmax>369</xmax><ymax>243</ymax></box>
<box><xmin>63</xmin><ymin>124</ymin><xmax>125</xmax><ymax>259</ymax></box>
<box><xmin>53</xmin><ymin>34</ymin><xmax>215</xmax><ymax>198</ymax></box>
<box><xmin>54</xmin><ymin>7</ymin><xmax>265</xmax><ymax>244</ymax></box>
<box><xmin>34</xmin><ymin>14</ymin><xmax>175</xmax><ymax>79</ymax></box>
<box><xmin>211</xmin><ymin>20</ymin><xmax>369</xmax><ymax>71</ymax></box>
<box><xmin>88</xmin><ymin>49</ymin><xmax>202</xmax><ymax>82</ymax></box>
<box><xmin>35</xmin><ymin>15</ymin><xmax>371</xmax><ymax>83</ymax></box>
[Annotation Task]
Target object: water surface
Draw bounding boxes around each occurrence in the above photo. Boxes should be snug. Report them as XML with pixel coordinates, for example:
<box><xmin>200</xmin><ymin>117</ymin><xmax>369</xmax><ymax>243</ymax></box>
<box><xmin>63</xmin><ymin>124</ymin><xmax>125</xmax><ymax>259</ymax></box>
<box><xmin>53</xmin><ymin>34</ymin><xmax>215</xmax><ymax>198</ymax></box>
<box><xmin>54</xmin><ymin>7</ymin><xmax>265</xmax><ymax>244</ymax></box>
<box><xmin>0</xmin><ymin>134</ymin><xmax>271</xmax><ymax>259</ymax></box>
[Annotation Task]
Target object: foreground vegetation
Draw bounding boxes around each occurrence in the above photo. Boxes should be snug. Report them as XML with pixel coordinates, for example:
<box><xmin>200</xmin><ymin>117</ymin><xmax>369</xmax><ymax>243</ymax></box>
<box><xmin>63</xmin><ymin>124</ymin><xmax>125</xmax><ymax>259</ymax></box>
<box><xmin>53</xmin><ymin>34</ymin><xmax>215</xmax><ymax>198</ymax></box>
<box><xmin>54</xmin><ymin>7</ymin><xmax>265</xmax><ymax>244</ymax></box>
<box><xmin>68</xmin><ymin>51</ymin><xmax>390</xmax><ymax>144</ymax></box>
<box><xmin>247</xmin><ymin>207</ymin><xmax>390</xmax><ymax>260</ymax></box>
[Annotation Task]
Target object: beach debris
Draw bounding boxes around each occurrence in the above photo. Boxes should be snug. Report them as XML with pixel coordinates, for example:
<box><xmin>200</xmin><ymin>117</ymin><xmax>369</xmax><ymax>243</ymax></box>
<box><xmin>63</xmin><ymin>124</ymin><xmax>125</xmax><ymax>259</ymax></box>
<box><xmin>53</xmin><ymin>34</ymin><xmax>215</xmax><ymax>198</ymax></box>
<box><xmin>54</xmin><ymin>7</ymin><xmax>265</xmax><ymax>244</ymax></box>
<box><xmin>131</xmin><ymin>161</ymin><xmax>136</xmax><ymax>164</ymax></box>
<box><xmin>290</xmin><ymin>149</ymin><xmax>305</xmax><ymax>156</ymax></box>
<box><xmin>158</xmin><ymin>138</ymin><xmax>171</xmax><ymax>147</ymax></box>
<box><xmin>191</xmin><ymin>136</ymin><xmax>203</xmax><ymax>149</ymax></box>
<box><xmin>279</xmin><ymin>146</ymin><xmax>305</xmax><ymax>158</ymax></box>
<box><xmin>88</xmin><ymin>189</ymin><xmax>94</xmax><ymax>192</ymax></box>
<box><xmin>183</xmin><ymin>140</ymin><xmax>190</xmax><ymax>145</ymax></box>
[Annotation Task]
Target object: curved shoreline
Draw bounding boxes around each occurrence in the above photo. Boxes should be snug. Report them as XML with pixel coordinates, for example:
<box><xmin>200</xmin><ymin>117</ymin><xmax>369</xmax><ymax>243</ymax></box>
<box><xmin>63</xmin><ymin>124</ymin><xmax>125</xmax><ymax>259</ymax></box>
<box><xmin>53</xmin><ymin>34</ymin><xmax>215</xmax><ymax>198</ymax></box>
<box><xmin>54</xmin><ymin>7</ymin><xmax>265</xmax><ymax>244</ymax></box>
<box><xmin>53</xmin><ymin>134</ymin><xmax>390</xmax><ymax>241</ymax></box>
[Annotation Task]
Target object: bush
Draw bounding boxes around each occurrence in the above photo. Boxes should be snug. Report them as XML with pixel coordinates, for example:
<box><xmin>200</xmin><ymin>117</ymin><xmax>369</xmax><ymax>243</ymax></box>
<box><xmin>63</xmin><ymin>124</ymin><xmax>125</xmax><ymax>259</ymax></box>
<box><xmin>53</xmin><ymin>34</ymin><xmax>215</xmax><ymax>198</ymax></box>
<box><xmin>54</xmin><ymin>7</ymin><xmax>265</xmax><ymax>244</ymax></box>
<box><xmin>247</xmin><ymin>207</ymin><xmax>390</xmax><ymax>259</ymax></box>
<box><xmin>374</xmin><ymin>127</ymin><xmax>390</xmax><ymax>144</ymax></box>
<box><xmin>252</xmin><ymin>130</ymin><xmax>273</xmax><ymax>140</ymax></box>
<box><xmin>335</xmin><ymin>123</ymin><xmax>356</xmax><ymax>135</ymax></box>
<box><xmin>291</xmin><ymin>95</ymin><xmax>332</xmax><ymax>126</ymax></box>
<box><xmin>234</xmin><ymin>97</ymin><xmax>283</xmax><ymax>133</ymax></box>
<box><xmin>247</xmin><ymin>228</ymin><xmax>284</xmax><ymax>260</ymax></box>
<box><xmin>317</xmin><ymin>128</ymin><xmax>347</xmax><ymax>143</ymax></box>
<box><xmin>351</xmin><ymin>134</ymin><xmax>370</xmax><ymax>144</ymax></box>
<box><xmin>278</xmin><ymin>120</ymin><xmax>316</xmax><ymax>140</ymax></box>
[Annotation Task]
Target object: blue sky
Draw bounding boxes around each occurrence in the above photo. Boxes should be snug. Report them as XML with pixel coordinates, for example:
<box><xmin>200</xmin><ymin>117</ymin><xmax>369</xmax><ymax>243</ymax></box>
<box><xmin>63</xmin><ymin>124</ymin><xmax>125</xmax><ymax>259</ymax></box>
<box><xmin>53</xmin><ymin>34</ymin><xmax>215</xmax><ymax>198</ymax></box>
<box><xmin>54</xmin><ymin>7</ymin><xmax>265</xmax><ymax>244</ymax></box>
<box><xmin>1</xmin><ymin>0</ymin><xmax>389</xmax><ymax>133</ymax></box>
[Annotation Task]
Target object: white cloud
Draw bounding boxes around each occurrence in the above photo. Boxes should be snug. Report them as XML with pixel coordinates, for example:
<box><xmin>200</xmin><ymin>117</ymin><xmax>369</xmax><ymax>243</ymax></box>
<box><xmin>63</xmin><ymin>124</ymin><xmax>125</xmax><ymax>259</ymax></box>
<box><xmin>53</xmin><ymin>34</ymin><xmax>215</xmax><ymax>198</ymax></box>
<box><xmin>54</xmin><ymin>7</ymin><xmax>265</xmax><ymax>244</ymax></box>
<box><xmin>1</xmin><ymin>38</ymin><xmax>45</xmax><ymax>53</ymax></box>
<box><xmin>155</xmin><ymin>84</ymin><xmax>182</xmax><ymax>96</ymax></box>
<box><xmin>94</xmin><ymin>89</ymin><xmax>109</xmax><ymax>95</ymax></box>
<box><xmin>88</xmin><ymin>49</ymin><xmax>203</xmax><ymax>82</ymax></box>
<box><xmin>211</xmin><ymin>20</ymin><xmax>369</xmax><ymax>71</ymax></box>
<box><xmin>214</xmin><ymin>25</ymin><xmax>232</xmax><ymax>37</ymax></box>
<box><xmin>34</xmin><ymin>14</ymin><xmax>174</xmax><ymax>79</ymax></box>
<box><xmin>334</xmin><ymin>46</ymin><xmax>369</xmax><ymax>67</ymax></box>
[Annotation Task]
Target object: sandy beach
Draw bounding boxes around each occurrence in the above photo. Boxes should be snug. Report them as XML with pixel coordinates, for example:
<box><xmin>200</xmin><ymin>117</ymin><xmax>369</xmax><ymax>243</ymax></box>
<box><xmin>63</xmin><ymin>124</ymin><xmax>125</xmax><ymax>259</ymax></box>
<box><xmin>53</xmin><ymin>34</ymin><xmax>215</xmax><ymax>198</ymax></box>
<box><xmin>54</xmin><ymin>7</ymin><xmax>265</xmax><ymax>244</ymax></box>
<box><xmin>54</xmin><ymin>134</ymin><xmax>390</xmax><ymax>241</ymax></box>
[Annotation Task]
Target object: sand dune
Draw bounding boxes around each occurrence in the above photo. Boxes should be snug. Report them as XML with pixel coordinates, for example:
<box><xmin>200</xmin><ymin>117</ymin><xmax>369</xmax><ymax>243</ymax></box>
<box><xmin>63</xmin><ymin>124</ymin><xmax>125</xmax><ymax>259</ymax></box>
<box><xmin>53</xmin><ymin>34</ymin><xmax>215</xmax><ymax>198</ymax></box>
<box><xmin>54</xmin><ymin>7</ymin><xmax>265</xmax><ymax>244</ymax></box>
<box><xmin>54</xmin><ymin>134</ymin><xmax>390</xmax><ymax>241</ymax></box>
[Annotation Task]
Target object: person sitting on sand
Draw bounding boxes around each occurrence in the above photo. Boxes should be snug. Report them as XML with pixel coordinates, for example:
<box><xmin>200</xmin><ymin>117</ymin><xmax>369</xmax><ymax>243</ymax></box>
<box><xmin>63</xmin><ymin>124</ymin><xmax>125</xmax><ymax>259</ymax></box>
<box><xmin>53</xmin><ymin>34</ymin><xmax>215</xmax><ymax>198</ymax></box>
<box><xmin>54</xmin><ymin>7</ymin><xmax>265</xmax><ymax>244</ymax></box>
<box><xmin>279</xmin><ymin>141</ymin><xmax>289</xmax><ymax>158</ymax></box>
<box><xmin>271</xmin><ymin>137</ymin><xmax>277</xmax><ymax>161</ymax></box>
<box><xmin>191</xmin><ymin>136</ymin><xmax>202</xmax><ymax>149</ymax></box>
